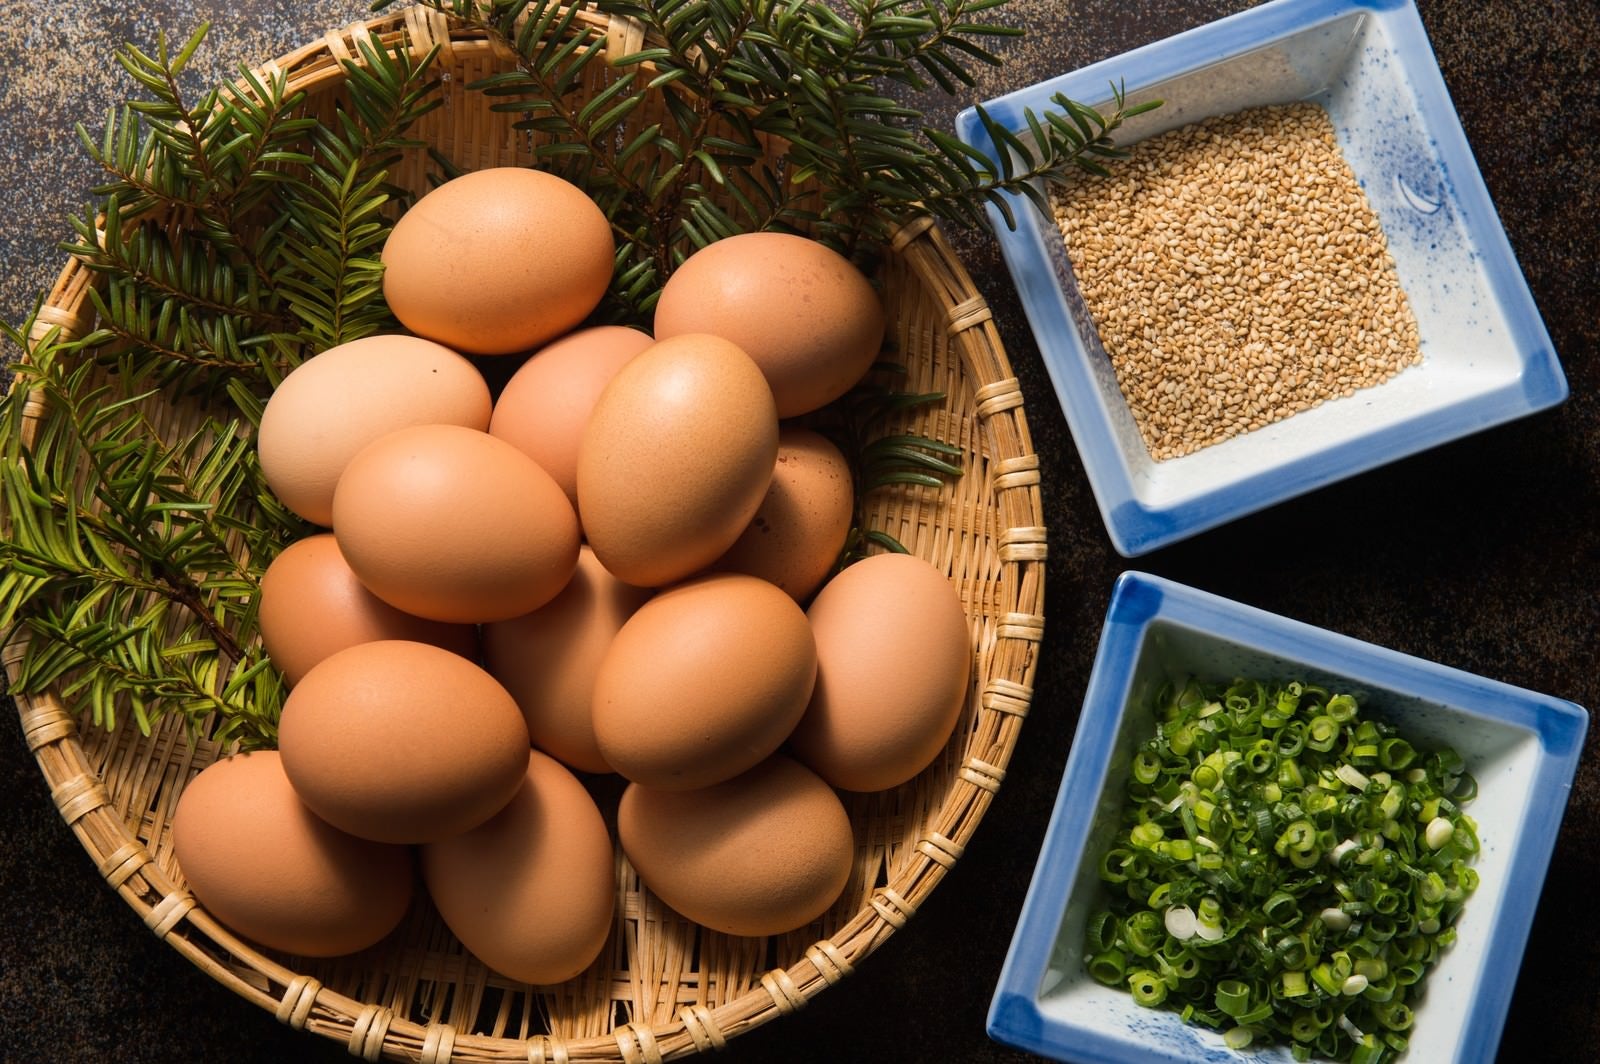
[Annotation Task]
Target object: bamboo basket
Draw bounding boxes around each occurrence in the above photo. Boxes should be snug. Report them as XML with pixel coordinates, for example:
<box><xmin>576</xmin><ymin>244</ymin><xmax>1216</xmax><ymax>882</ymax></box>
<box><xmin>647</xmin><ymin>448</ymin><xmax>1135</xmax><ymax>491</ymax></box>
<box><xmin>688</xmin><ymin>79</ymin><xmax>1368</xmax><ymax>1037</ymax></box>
<box><xmin>6</xmin><ymin>5</ymin><xmax>1046</xmax><ymax>1061</ymax></box>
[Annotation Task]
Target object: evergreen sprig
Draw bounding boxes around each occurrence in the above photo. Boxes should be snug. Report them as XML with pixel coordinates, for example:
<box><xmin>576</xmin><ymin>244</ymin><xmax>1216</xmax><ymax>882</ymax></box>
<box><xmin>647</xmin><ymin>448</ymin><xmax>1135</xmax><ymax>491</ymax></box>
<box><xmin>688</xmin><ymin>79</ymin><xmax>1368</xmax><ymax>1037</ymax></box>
<box><xmin>813</xmin><ymin>362</ymin><xmax>965</xmax><ymax>569</ymax></box>
<box><xmin>0</xmin><ymin>319</ymin><xmax>290</xmax><ymax>748</ymax></box>
<box><xmin>64</xmin><ymin>24</ymin><xmax>443</xmax><ymax>397</ymax></box>
<box><xmin>277</xmin><ymin>37</ymin><xmax>445</xmax><ymax>353</ymax></box>
<box><xmin>1</xmin><ymin>24</ymin><xmax>441</xmax><ymax>747</ymax></box>
<box><xmin>376</xmin><ymin>0</ymin><xmax>1158</xmax><ymax>301</ymax></box>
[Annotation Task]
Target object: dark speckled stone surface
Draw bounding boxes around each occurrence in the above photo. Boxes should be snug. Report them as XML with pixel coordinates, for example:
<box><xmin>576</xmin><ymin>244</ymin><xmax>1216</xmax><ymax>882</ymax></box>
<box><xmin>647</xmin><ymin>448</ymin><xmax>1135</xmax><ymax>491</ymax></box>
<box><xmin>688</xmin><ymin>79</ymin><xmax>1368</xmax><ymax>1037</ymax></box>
<box><xmin>2</xmin><ymin>2</ymin><xmax>1595</xmax><ymax>1062</ymax></box>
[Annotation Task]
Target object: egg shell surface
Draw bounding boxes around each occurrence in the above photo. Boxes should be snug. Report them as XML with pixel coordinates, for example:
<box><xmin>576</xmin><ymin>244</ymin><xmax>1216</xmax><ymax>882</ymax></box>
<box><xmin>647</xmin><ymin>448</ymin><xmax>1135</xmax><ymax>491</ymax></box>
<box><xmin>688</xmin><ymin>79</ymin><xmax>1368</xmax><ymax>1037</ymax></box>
<box><xmin>592</xmin><ymin>573</ymin><xmax>815</xmax><ymax>790</ymax></box>
<box><xmin>171</xmin><ymin>750</ymin><xmax>414</xmax><ymax>957</ymax></box>
<box><xmin>488</xmin><ymin>325</ymin><xmax>654</xmax><ymax>514</ymax></box>
<box><xmin>788</xmin><ymin>552</ymin><xmax>972</xmax><ymax>792</ymax></box>
<box><xmin>381</xmin><ymin>167</ymin><xmax>614</xmax><ymax>355</ymax></box>
<box><xmin>577</xmin><ymin>334</ymin><xmax>778</xmax><ymax>587</ymax></box>
<box><xmin>652</xmin><ymin>232</ymin><xmax>885</xmax><ymax>418</ymax></box>
<box><xmin>618</xmin><ymin>755</ymin><xmax>853</xmax><ymax>937</ymax></box>
<box><xmin>256</xmin><ymin>334</ymin><xmax>490</xmax><ymax>526</ymax></box>
<box><xmin>259</xmin><ymin>533</ymin><xmax>478</xmax><ymax>686</ymax></box>
<box><xmin>332</xmin><ymin>424</ymin><xmax>580</xmax><ymax>624</ymax></box>
<box><xmin>422</xmin><ymin>749</ymin><xmax>615</xmax><ymax>985</ymax></box>
<box><xmin>710</xmin><ymin>427</ymin><xmax>853</xmax><ymax>602</ymax></box>
<box><xmin>483</xmin><ymin>546</ymin><xmax>652</xmax><ymax>774</ymax></box>
<box><xmin>278</xmin><ymin>640</ymin><xmax>531</xmax><ymax>844</ymax></box>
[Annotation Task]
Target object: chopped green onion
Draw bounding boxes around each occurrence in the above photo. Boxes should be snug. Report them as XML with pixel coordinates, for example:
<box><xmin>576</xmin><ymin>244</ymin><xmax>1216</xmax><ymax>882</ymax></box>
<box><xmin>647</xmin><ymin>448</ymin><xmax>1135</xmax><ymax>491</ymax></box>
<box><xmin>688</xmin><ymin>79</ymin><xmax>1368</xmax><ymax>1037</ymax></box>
<box><xmin>1423</xmin><ymin>817</ymin><xmax>1454</xmax><ymax>850</ymax></box>
<box><xmin>1373</xmin><ymin>1001</ymin><xmax>1413</xmax><ymax>1030</ymax></box>
<box><xmin>1131</xmin><ymin>821</ymin><xmax>1164</xmax><ymax>848</ymax></box>
<box><xmin>1290</xmin><ymin>1010</ymin><xmax>1324</xmax><ymax>1042</ymax></box>
<box><xmin>1264</xmin><ymin>891</ymin><xmax>1301</xmax><ymax>927</ymax></box>
<box><xmin>1165</xmin><ymin>905</ymin><xmax>1197</xmax><ymax>941</ymax></box>
<box><xmin>1086</xmin><ymin>910</ymin><xmax>1118</xmax><ymax>953</ymax></box>
<box><xmin>1215</xmin><ymin>979</ymin><xmax>1251</xmax><ymax>1017</ymax></box>
<box><xmin>1083</xmin><ymin>677</ymin><xmax>1479</xmax><ymax>1062</ymax></box>
<box><xmin>1133</xmin><ymin>750</ymin><xmax>1163</xmax><ymax>785</ymax></box>
<box><xmin>1378</xmin><ymin>738</ymin><xmax>1415</xmax><ymax>770</ymax></box>
<box><xmin>1326</xmin><ymin>694</ymin><xmax>1359</xmax><ymax>723</ymax></box>
<box><xmin>1308</xmin><ymin>715</ymin><xmax>1340</xmax><ymax>752</ymax></box>
<box><xmin>1129</xmin><ymin>969</ymin><xmax>1167</xmax><ymax>1007</ymax></box>
<box><xmin>1237</xmin><ymin>1001</ymin><xmax>1276</xmax><ymax>1025</ymax></box>
<box><xmin>1320</xmin><ymin>907</ymin><xmax>1352</xmax><ymax>932</ymax></box>
<box><xmin>1125</xmin><ymin>910</ymin><xmax>1162</xmax><ymax>956</ymax></box>
<box><xmin>1195</xmin><ymin>896</ymin><xmax>1226</xmax><ymax>941</ymax></box>
<box><xmin>1088</xmin><ymin>949</ymin><xmax>1127</xmax><ymax>986</ymax></box>
<box><xmin>1335</xmin><ymin>764</ymin><xmax>1371</xmax><ymax>791</ymax></box>
<box><xmin>1350</xmin><ymin>1036</ymin><xmax>1386</xmax><ymax>1064</ymax></box>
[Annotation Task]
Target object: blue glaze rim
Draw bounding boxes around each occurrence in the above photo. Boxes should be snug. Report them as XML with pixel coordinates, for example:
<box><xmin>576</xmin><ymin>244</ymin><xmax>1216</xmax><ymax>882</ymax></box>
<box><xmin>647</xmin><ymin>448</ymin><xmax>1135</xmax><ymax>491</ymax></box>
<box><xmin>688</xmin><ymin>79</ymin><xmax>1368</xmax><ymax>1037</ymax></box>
<box><xmin>954</xmin><ymin>0</ymin><xmax>1568</xmax><ymax>557</ymax></box>
<box><xmin>985</xmin><ymin>571</ymin><xmax>1589</xmax><ymax>1063</ymax></box>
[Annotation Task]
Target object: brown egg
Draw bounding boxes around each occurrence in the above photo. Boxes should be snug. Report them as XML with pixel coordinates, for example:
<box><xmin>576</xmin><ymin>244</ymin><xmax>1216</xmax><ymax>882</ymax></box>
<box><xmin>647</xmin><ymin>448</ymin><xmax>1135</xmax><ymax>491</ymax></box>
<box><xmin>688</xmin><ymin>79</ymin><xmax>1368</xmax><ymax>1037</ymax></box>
<box><xmin>593</xmin><ymin>573</ymin><xmax>815</xmax><ymax>790</ymax></box>
<box><xmin>788</xmin><ymin>553</ymin><xmax>972</xmax><ymax>792</ymax></box>
<box><xmin>421</xmin><ymin>750</ymin><xmax>615</xmax><ymax>985</ymax></box>
<box><xmin>482</xmin><ymin>546</ymin><xmax>651</xmax><ymax>774</ymax></box>
<box><xmin>653</xmin><ymin>232</ymin><xmax>885</xmax><ymax>417</ymax></box>
<box><xmin>259</xmin><ymin>534</ymin><xmax>478</xmax><ymax>686</ymax></box>
<box><xmin>578</xmin><ymin>334</ymin><xmax>778</xmax><ymax>587</ymax></box>
<box><xmin>257</xmin><ymin>334</ymin><xmax>490</xmax><ymax>526</ymax></box>
<box><xmin>171</xmin><ymin>750</ymin><xmax>413</xmax><ymax>957</ymax></box>
<box><xmin>332</xmin><ymin>424</ymin><xmax>580</xmax><ymax>624</ymax></box>
<box><xmin>488</xmin><ymin>325</ymin><xmax>654</xmax><ymax>514</ymax></box>
<box><xmin>711</xmin><ymin>427</ymin><xmax>854</xmax><ymax>602</ymax></box>
<box><xmin>618</xmin><ymin>755</ymin><xmax>853</xmax><ymax>937</ymax></box>
<box><xmin>278</xmin><ymin>640</ymin><xmax>530</xmax><ymax>844</ymax></box>
<box><xmin>381</xmin><ymin>167</ymin><xmax>614</xmax><ymax>355</ymax></box>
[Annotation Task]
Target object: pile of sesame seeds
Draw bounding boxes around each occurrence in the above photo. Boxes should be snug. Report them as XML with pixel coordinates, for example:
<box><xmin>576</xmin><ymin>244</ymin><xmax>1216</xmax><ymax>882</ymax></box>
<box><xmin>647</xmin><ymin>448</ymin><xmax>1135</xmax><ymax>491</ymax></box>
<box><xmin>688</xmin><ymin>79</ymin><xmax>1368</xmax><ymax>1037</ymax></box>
<box><xmin>1052</xmin><ymin>101</ymin><xmax>1422</xmax><ymax>462</ymax></box>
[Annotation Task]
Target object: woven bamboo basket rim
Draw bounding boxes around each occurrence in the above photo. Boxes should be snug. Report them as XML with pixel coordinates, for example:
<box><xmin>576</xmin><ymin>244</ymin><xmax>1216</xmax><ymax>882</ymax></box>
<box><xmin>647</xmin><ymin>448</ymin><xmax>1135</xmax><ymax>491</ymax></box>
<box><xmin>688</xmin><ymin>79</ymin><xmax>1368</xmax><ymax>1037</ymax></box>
<box><xmin>5</xmin><ymin>5</ymin><xmax>1046</xmax><ymax>1061</ymax></box>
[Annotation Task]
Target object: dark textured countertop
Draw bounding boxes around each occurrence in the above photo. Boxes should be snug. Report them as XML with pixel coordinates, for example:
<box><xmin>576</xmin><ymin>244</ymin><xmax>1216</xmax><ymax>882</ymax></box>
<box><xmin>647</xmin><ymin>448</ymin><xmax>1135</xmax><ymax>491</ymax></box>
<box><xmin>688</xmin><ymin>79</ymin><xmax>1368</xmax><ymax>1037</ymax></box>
<box><xmin>2</xmin><ymin>1</ymin><xmax>1595</xmax><ymax>1062</ymax></box>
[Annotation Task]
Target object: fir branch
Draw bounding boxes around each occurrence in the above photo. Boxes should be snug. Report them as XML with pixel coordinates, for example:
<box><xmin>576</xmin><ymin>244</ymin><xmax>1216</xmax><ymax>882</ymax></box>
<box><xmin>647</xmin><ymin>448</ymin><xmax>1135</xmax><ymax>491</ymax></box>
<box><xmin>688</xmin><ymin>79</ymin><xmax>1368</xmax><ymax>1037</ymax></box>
<box><xmin>809</xmin><ymin>361</ymin><xmax>962</xmax><ymax>568</ymax></box>
<box><xmin>0</xmin><ymin>318</ymin><xmax>290</xmax><ymax>746</ymax></box>
<box><xmin>277</xmin><ymin>35</ymin><xmax>443</xmax><ymax>348</ymax></box>
<box><xmin>1</xmin><ymin>20</ymin><xmax>441</xmax><ymax>749</ymax></box>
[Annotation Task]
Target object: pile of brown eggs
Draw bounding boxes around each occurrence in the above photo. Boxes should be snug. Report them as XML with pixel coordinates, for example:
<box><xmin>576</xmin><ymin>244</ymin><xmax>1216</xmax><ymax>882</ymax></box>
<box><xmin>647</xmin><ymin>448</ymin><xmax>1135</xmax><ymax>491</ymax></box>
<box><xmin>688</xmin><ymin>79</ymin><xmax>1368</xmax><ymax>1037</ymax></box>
<box><xmin>170</xmin><ymin>168</ymin><xmax>973</xmax><ymax>984</ymax></box>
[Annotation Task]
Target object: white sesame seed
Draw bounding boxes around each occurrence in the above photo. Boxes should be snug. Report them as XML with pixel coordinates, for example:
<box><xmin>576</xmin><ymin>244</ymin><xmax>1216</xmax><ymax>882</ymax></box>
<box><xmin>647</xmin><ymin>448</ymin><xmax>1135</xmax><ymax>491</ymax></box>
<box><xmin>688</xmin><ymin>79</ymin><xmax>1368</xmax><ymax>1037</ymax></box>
<box><xmin>1051</xmin><ymin>102</ymin><xmax>1422</xmax><ymax>460</ymax></box>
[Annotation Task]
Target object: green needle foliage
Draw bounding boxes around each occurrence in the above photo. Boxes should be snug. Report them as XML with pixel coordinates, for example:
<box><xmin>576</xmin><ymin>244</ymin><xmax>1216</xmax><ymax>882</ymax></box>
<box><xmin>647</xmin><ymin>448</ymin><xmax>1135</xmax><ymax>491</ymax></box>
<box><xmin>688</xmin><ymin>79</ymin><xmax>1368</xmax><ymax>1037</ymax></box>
<box><xmin>64</xmin><ymin>25</ymin><xmax>442</xmax><ymax>397</ymax></box>
<box><xmin>812</xmin><ymin>362</ymin><xmax>965</xmax><ymax>569</ymax></box>
<box><xmin>376</xmin><ymin>0</ymin><xmax>1158</xmax><ymax>308</ymax></box>
<box><xmin>0</xmin><ymin>323</ymin><xmax>293</xmax><ymax>747</ymax></box>
<box><xmin>1</xmin><ymin>25</ymin><xmax>442</xmax><ymax>748</ymax></box>
<box><xmin>3</xmin><ymin>2</ymin><xmax>1154</xmax><ymax>749</ymax></box>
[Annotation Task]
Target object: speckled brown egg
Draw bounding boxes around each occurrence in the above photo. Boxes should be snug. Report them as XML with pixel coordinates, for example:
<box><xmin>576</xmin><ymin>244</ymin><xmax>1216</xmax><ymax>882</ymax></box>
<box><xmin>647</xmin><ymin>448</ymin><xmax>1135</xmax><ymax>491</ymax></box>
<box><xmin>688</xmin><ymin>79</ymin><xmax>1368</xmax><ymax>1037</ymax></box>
<box><xmin>483</xmin><ymin>546</ymin><xmax>651</xmax><ymax>774</ymax></box>
<box><xmin>618</xmin><ymin>755</ymin><xmax>853</xmax><ymax>937</ymax></box>
<box><xmin>171</xmin><ymin>750</ymin><xmax>413</xmax><ymax>957</ymax></box>
<box><xmin>257</xmin><ymin>334</ymin><xmax>490</xmax><ymax>526</ymax></box>
<box><xmin>259</xmin><ymin>534</ymin><xmax>478</xmax><ymax>686</ymax></box>
<box><xmin>381</xmin><ymin>167</ymin><xmax>613</xmax><ymax>355</ymax></box>
<box><xmin>593</xmin><ymin>573</ymin><xmax>815</xmax><ymax>790</ymax></box>
<box><xmin>652</xmin><ymin>232</ymin><xmax>885</xmax><ymax>417</ymax></box>
<box><xmin>332</xmin><ymin>424</ymin><xmax>580</xmax><ymax>624</ymax></box>
<box><xmin>421</xmin><ymin>749</ymin><xmax>615</xmax><ymax>985</ymax></box>
<box><xmin>788</xmin><ymin>552</ymin><xmax>972</xmax><ymax>792</ymax></box>
<box><xmin>577</xmin><ymin>334</ymin><xmax>778</xmax><ymax>587</ymax></box>
<box><xmin>710</xmin><ymin>427</ymin><xmax>854</xmax><ymax>602</ymax></box>
<box><xmin>488</xmin><ymin>325</ymin><xmax>654</xmax><ymax>514</ymax></box>
<box><xmin>278</xmin><ymin>640</ymin><xmax>530</xmax><ymax>844</ymax></box>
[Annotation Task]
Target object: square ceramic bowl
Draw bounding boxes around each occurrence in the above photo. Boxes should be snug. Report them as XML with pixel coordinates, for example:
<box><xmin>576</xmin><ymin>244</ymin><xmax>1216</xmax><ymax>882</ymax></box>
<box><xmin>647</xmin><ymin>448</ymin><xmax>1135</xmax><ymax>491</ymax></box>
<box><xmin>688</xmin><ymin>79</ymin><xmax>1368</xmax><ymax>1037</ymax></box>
<box><xmin>987</xmin><ymin>571</ymin><xmax>1588</xmax><ymax>1063</ymax></box>
<box><xmin>954</xmin><ymin>0</ymin><xmax>1568</xmax><ymax>557</ymax></box>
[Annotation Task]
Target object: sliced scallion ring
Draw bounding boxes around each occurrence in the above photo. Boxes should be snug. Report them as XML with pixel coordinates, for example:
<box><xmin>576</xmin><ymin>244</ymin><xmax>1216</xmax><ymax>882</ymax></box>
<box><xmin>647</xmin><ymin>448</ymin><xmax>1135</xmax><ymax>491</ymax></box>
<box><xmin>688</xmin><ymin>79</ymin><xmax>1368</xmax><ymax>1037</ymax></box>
<box><xmin>1084</xmin><ymin>677</ymin><xmax>1478</xmax><ymax>1062</ymax></box>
